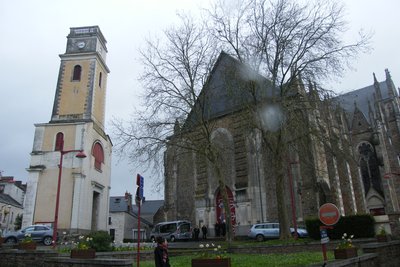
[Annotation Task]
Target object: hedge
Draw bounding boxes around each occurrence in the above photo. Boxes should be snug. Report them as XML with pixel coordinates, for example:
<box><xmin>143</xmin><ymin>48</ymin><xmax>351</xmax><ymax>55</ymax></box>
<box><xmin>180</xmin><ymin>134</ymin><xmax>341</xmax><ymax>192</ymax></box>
<box><xmin>305</xmin><ymin>214</ymin><xmax>375</xmax><ymax>240</ymax></box>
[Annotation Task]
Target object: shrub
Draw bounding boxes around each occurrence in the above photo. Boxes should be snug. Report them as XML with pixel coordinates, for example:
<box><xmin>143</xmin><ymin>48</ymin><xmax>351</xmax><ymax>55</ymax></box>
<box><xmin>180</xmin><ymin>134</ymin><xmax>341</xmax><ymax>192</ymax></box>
<box><xmin>305</xmin><ymin>214</ymin><xmax>375</xmax><ymax>240</ymax></box>
<box><xmin>88</xmin><ymin>231</ymin><xmax>112</xmax><ymax>252</ymax></box>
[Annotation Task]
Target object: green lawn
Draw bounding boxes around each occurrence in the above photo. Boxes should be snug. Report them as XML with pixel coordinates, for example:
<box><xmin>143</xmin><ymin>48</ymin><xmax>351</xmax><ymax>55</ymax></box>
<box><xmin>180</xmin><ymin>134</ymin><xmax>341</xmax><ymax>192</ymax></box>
<box><xmin>138</xmin><ymin>251</ymin><xmax>333</xmax><ymax>267</ymax></box>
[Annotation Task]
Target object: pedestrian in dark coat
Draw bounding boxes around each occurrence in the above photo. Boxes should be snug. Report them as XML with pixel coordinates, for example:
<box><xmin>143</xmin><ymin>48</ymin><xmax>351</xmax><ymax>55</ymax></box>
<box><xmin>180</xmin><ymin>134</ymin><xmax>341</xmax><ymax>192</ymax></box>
<box><xmin>193</xmin><ymin>225</ymin><xmax>200</xmax><ymax>241</ymax></box>
<box><xmin>201</xmin><ymin>224</ymin><xmax>208</xmax><ymax>240</ymax></box>
<box><xmin>154</xmin><ymin>236</ymin><xmax>170</xmax><ymax>267</ymax></box>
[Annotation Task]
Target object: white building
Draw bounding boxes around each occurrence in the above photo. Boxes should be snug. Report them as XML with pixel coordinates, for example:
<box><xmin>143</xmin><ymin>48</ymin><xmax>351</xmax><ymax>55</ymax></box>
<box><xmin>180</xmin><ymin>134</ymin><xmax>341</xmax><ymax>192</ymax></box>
<box><xmin>0</xmin><ymin>176</ymin><xmax>25</xmax><ymax>233</ymax></box>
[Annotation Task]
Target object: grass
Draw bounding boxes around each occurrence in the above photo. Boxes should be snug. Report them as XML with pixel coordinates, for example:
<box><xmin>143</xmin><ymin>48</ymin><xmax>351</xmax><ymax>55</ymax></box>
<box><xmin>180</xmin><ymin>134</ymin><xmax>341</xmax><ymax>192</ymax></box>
<box><xmin>137</xmin><ymin>251</ymin><xmax>333</xmax><ymax>267</ymax></box>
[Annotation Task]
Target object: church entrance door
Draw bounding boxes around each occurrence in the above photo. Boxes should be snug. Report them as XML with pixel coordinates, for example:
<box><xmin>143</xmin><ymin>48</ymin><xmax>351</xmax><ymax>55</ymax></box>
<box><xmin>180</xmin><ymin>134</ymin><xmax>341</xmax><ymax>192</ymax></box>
<box><xmin>216</xmin><ymin>186</ymin><xmax>236</xmax><ymax>235</ymax></box>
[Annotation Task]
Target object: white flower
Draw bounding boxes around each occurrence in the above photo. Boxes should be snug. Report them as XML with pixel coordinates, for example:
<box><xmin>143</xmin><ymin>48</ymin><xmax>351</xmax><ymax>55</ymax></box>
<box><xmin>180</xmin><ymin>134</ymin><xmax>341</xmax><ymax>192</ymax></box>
<box><xmin>343</xmin><ymin>233</ymin><xmax>347</xmax><ymax>238</ymax></box>
<box><xmin>199</xmin><ymin>244</ymin><xmax>204</xmax><ymax>248</ymax></box>
<box><xmin>218</xmin><ymin>245</ymin><xmax>221</xmax><ymax>249</ymax></box>
<box><xmin>206</xmin><ymin>244</ymin><xmax>210</xmax><ymax>248</ymax></box>
<box><xmin>350</xmin><ymin>235</ymin><xmax>354</xmax><ymax>239</ymax></box>
<box><xmin>63</xmin><ymin>232</ymin><xmax>67</xmax><ymax>235</ymax></box>
<box><xmin>214</xmin><ymin>248</ymin><xmax>218</xmax><ymax>251</ymax></box>
<box><xmin>211</xmin><ymin>243</ymin><xmax>215</xmax><ymax>247</ymax></box>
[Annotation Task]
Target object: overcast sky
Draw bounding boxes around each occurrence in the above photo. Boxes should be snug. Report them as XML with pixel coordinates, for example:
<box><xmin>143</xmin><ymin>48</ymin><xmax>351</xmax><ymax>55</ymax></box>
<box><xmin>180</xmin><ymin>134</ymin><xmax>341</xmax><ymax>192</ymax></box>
<box><xmin>0</xmin><ymin>0</ymin><xmax>399</xmax><ymax>200</ymax></box>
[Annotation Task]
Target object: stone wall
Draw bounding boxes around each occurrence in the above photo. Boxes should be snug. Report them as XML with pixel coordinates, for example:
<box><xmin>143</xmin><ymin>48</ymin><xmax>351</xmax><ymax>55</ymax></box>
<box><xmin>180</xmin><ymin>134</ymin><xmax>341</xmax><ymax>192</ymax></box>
<box><xmin>362</xmin><ymin>240</ymin><xmax>400</xmax><ymax>267</ymax></box>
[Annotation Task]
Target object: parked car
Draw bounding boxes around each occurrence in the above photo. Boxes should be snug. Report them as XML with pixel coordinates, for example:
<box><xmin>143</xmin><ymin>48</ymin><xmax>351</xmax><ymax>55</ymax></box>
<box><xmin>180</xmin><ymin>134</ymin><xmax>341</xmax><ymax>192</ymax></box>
<box><xmin>2</xmin><ymin>225</ymin><xmax>54</xmax><ymax>246</ymax></box>
<box><xmin>150</xmin><ymin>220</ymin><xmax>192</xmax><ymax>242</ymax></box>
<box><xmin>248</xmin><ymin>222</ymin><xmax>308</xmax><ymax>241</ymax></box>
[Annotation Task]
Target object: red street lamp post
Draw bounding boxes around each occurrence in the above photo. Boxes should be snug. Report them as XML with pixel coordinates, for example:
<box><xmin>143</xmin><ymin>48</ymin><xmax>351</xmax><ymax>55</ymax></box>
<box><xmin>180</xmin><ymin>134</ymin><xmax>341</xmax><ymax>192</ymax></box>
<box><xmin>52</xmin><ymin>146</ymin><xmax>86</xmax><ymax>248</ymax></box>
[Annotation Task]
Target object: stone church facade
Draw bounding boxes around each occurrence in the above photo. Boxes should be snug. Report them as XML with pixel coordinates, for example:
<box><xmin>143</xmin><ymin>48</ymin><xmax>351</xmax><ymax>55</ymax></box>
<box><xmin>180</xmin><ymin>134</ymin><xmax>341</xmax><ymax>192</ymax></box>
<box><xmin>162</xmin><ymin>52</ymin><xmax>400</xmax><ymax>236</ymax></box>
<box><xmin>23</xmin><ymin>26</ymin><xmax>113</xmax><ymax>234</ymax></box>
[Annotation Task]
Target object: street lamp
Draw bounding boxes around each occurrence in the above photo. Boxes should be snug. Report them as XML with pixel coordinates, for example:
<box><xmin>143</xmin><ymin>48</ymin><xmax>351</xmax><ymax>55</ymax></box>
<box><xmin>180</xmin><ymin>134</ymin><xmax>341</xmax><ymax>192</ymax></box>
<box><xmin>52</xmin><ymin>143</ymin><xmax>86</xmax><ymax>247</ymax></box>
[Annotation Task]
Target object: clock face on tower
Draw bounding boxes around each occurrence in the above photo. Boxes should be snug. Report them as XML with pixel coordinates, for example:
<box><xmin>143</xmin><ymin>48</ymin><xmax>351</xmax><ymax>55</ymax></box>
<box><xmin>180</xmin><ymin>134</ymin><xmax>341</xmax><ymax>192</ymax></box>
<box><xmin>76</xmin><ymin>41</ymin><xmax>86</xmax><ymax>49</ymax></box>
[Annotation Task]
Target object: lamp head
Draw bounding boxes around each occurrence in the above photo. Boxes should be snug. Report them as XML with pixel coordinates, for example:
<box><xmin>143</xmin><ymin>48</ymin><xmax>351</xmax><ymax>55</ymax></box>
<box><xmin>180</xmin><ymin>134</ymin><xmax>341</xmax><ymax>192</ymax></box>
<box><xmin>75</xmin><ymin>151</ymin><xmax>87</xmax><ymax>159</ymax></box>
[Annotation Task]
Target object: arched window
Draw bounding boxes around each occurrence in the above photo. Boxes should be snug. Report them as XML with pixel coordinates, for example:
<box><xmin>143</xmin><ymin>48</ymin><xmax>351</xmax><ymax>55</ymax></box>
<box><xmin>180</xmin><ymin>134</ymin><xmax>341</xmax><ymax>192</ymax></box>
<box><xmin>92</xmin><ymin>142</ymin><xmax>104</xmax><ymax>171</ymax></box>
<box><xmin>72</xmin><ymin>65</ymin><xmax>82</xmax><ymax>81</ymax></box>
<box><xmin>99</xmin><ymin>72</ymin><xmax>102</xmax><ymax>87</ymax></box>
<box><xmin>55</xmin><ymin>132</ymin><xmax>64</xmax><ymax>151</ymax></box>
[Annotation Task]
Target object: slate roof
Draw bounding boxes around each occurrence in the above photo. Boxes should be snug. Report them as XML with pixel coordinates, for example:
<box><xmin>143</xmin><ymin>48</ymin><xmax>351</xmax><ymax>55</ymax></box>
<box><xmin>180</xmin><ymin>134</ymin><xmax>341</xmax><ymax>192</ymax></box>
<box><xmin>109</xmin><ymin>196</ymin><xmax>154</xmax><ymax>226</ymax></box>
<box><xmin>110</xmin><ymin>196</ymin><xmax>163</xmax><ymax>214</ymax></box>
<box><xmin>0</xmin><ymin>194</ymin><xmax>23</xmax><ymax>208</ymax></box>
<box><xmin>182</xmin><ymin>51</ymin><xmax>397</xmax><ymax>132</ymax></box>
<box><xmin>334</xmin><ymin>81</ymin><xmax>391</xmax><ymax>123</ymax></box>
<box><xmin>183</xmin><ymin>52</ymin><xmax>276</xmax><ymax>130</ymax></box>
<box><xmin>131</xmin><ymin>200</ymin><xmax>164</xmax><ymax>215</ymax></box>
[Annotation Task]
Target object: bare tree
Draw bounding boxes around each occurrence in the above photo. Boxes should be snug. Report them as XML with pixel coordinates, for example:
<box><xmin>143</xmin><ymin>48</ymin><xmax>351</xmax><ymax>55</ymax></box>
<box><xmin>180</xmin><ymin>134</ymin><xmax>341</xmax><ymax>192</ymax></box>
<box><xmin>111</xmin><ymin>14</ymin><xmax>239</xmax><ymax>241</ymax></box>
<box><xmin>112</xmin><ymin>14</ymin><xmax>215</xmax><ymax>173</ymax></box>
<box><xmin>208</xmin><ymin>0</ymin><xmax>371</xmax><ymax>239</ymax></box>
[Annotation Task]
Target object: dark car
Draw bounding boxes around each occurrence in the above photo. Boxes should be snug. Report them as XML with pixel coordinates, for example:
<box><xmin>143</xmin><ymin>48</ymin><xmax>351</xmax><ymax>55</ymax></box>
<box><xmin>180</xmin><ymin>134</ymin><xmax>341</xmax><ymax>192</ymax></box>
<box><xmin>248</xmin><ymin>223</ymin><xmax>308</xmax><ymax>241</ymax></box>
<box><xmin>2</xmin><ymin>225</ymin><xmax>54</xmax><ymax>246</ymax></box>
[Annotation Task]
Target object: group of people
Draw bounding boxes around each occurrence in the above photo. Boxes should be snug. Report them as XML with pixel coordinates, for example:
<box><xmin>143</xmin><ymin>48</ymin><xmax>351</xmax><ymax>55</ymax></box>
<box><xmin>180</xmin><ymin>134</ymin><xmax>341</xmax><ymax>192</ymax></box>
<box><xmin>192</xmin><ymin>224</ymin><xmax>208</xmax><ymax>241</ymax></box>
<box><xmin>214</xmin><ymin>220</ymin><xmax>227</xmax><ymax>237</ymax></box>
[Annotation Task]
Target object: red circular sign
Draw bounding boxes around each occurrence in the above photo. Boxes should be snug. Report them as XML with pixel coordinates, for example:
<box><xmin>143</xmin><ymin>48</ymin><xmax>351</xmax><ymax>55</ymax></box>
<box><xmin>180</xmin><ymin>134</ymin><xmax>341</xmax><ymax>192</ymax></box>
<box><xmin>318</xmin><ymin>203</ymin><xmax>340</xmax><ymax>226</ymax></box>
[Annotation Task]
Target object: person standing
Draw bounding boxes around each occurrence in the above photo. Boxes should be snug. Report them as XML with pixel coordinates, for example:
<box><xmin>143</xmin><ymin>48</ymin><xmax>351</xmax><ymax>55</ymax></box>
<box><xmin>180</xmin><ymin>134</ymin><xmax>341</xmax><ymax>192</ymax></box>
<box><xmin>154</xmin><ymin>236</ymin><xmax>170</xmax><ymax>267</ymax></box>
<box><xmin>201</xmin><ymin>224</ymin><xmax>208</xmax><ymax>240</ymax></box>
<box><xmin>193</xmin><ymin>225</ymin><xmax>200</xmax><ymax>241</ymax></box>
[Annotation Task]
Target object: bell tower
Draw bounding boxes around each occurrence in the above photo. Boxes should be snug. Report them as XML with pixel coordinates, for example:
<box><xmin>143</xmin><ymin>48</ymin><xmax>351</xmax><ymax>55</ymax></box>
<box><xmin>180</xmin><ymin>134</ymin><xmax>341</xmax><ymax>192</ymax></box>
<box><xmin>51</xmin><ymin>26</ymin><xmax>109</xmax><ymax>128</ymax></box>
<box><xmin>23</xmin><ymin>26</ymin><xmax>112</xmax><ymax>234</ymax></box>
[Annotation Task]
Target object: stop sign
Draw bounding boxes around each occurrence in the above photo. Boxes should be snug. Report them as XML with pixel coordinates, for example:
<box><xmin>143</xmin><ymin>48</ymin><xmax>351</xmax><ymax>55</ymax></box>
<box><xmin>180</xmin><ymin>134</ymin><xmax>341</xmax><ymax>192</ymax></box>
<box><xmin>319</xmin><ymin>203</ymin><xmax>340</xmax><ymax>226</ymax></box>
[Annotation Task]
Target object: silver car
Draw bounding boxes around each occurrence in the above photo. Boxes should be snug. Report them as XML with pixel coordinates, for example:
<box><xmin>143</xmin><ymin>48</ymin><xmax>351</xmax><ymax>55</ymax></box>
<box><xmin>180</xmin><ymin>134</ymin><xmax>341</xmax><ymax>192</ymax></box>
<box><xmin>2</xmin><ymin>225</ymin><xmax>54</xmax><ymax>246</ymax></box>
<box><xmin>150</xmin><ymin>220</ymin><xmax>192</xmax><ymax>242</ymax></box>
<box><xmin>248</xmin><ymin>223</ymin><xmax>308</xmax><ymax>241</ymax></box>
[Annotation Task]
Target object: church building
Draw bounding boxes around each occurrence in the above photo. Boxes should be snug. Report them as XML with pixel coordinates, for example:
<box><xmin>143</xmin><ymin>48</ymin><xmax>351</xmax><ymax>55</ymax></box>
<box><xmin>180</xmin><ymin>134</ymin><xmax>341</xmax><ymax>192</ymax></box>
<box><xmin>23</xmin><ymin>26</ymin><xmax>113</xmax><ymax>234</ymax></box>
<box><xmin>163</xmin><ymin>52</ymin><xmax>400</xmax><ymax>236</ymax></box>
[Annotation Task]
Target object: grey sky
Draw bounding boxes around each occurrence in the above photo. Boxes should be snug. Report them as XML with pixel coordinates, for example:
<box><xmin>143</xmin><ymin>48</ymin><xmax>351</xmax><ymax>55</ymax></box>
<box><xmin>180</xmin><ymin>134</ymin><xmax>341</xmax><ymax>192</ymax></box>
<box><xmin>0</xmin><ymin>0</ymin><xmax>399</xmax><ymax>200</ymax></box>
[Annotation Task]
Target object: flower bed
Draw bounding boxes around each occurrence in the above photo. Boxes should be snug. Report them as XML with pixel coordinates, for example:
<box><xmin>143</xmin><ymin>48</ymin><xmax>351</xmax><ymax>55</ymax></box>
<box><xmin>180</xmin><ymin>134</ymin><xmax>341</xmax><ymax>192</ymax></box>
<box><xmin>70</xmin><ymin>248</ymin><xmax>96</xmax><ymax>259</ymax></box>
<box><xmin>192</xmin><ymin>258</ymin><xmax>231</xmax><ymax>267</ymax></box>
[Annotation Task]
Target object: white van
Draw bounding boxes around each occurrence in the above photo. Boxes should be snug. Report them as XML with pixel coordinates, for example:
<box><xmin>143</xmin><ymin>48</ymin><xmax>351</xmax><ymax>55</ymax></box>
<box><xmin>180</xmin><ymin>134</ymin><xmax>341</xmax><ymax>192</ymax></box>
<box><xmin>150</xmin><ymin>220</ymin><xmax>192</xmax><ymax>242</ymax></box>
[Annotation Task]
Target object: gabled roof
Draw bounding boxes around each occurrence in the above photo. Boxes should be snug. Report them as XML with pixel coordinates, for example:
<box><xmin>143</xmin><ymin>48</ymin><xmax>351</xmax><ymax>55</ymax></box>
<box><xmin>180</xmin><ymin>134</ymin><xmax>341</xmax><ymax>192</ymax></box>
<box><xmin>109</xmin><ymin>196</ymin><xmax>154</xmax><ymax>226</ymax></box>
<box><xmin>131</xmin><ymin>200</ymin><xmax>164</xmax><ymax>215</ymax></box>
<box><xmin>0</xmin><ymin>194</ymin><xmax>23</xmax><ymax>209</ymax></box>
<box><xmin>110</xmin><ymin>197</ymin><xmax>163</xmax><ymax>216</ymax></box>
<box><xmin>183</xmin><ymin>52</ymin><xmax>276</xmax><ymax>130</ymax></box>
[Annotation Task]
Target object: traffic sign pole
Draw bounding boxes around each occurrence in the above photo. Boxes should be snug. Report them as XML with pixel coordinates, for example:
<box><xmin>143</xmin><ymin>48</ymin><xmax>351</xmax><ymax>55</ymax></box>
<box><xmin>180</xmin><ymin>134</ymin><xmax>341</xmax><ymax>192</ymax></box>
<box><xmin>318</xmin><ymin>203</ymin><xmax>340</xmax><ymax>264</ymax></box>
<box><xmin>135</xmin><ymin>174</ymin><xmax>144</xmax><ymax>267</ymax></box>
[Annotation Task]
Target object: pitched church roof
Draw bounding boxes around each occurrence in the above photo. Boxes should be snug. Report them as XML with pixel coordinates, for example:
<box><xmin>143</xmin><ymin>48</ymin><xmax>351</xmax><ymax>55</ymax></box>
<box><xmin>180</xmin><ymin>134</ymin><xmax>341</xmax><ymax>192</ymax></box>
<box><xmin>183</xmin><ymin>52</ymin><xmax>276</xmax><ymax>130</ymax></box>
<box><xmin>334</xmin><ymin>70</ymin><xmax>397</xmax><ymax>126</ymax></box>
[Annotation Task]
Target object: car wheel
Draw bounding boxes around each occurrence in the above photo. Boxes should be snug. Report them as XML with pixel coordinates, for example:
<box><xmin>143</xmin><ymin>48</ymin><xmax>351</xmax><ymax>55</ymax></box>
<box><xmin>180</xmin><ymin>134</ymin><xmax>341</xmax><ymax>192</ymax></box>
<box><xmin>43</xmin><ymin>236</ymin><xmax>53</xmax><ymax>246</ymax></box>
<box><xmin>5</xmin><ymin>237</ymin><xmax>17</xmax><ymax>244</ymax></box>
<box><xmin>256</xmin><ymin>234</ymin><xmax>264</xmax><ymax>242</ymax></box>
<box><xmin>170</xmin><ymin>236</ymin><xmax>175</xmax><ymax>242</ymax></box>
<box><xmin>291</xmin><ymin>232</ymin><xmax>299</xmax><ymax>238</ymax></box>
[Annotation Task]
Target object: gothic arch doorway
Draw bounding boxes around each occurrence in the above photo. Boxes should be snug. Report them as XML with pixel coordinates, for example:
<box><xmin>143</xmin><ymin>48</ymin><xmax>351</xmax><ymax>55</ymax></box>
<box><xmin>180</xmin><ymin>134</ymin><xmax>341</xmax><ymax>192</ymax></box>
<box><xmin>215</xmin><ymin>186</ymin><xmax>236</xmax><ymax>235</ymax></box>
